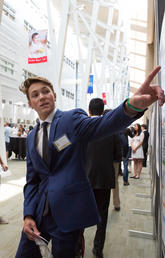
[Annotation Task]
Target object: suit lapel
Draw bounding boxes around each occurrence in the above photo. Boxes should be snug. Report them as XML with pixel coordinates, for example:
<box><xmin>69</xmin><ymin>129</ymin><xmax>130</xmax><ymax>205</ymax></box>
<box><xmin>49</xmin><ymin>109</ymin><xmax>63</xmax><ymax>165</ymax></box>
<box><xmin>30</xmin><ymin>123</ymin><xmax>39</xmax><ymax>150</ymax></box>
<box><xmin>49</xmin><ymin>109</ymin><xmax>62</xmax><ymax>144</ymax></box>
<box><xmin>29</xmin><ymin>123</ymin><xmax>45</xmax><ymax>166</ymax></box>
<box><xmin>29</xmin><ymin>110</ymin><xmax>63</xmax><ymax>170</ymax></box>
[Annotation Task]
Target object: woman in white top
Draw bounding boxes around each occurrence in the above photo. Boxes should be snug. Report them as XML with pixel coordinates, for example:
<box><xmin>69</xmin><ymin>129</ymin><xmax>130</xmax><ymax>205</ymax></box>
<box><xmin>131</xmin><ymin>123</ymin><xmax>144</xmax><ymax>179</ymax></box>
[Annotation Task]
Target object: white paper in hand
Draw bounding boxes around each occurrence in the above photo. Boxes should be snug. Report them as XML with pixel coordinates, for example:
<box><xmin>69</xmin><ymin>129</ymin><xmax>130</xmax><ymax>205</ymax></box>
<box><xmin>34</xmin><ymin>237</ymin><xmax>53</xmax><ymax>258</ymax></box>
<box><xmin>0</xmin><ymin>168</ymin><xmax>11</xmax><ymax>178</ymax></box>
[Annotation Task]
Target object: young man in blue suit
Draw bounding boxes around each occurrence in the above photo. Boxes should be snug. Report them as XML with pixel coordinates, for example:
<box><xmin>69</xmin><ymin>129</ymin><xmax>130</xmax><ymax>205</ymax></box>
<box><xmin>15</xmin><ymin>66</ymin><xmax>165</xmax><ymax>258</ymax></box>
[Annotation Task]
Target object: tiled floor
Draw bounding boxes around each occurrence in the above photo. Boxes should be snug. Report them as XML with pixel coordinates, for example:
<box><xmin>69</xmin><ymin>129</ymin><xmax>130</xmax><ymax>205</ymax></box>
<box><xmin>0</xmin><ymin>159</ymin><xmax>157</xmax><ymax>258</ymax></box>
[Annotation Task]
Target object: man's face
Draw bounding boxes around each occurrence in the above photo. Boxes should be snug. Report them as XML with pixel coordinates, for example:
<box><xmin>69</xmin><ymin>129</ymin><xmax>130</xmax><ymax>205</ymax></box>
<box><xmin>28</xmin><ymin>82</ymin><xmax>56</xmax><ymax>120</ymax></box>
<box><xmin>33</xmin><ymin>34</ymin><xmax>40</xmax><ymax>44</ymax></box>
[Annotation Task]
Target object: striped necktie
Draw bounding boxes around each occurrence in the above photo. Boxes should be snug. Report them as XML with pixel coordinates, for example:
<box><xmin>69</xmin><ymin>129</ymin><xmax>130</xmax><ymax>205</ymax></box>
<box><xmin>42</xmin><ymin>122</ymin><xmax>49</xmax><ymax>216</ymax></box>
<box><xmin>42</xmin><ymin>122</ymin><xmax>49</xmax><ymax>166</ymax></box>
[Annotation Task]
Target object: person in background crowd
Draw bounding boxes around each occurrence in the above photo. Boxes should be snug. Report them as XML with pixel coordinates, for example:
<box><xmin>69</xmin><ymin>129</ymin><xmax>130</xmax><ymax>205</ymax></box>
<box><xmin>112</xmin><ymin>143</ymin><xmax>122</xmax><ymax>211</ymax></box>
<box><xmin>0</xmin><ymin>155</ymin><xmax>8</xmax><ymax>224</ymax></box>
<box><xmin>17</xmin><ymin>124</ymin><xmax>27</xmax><ymax>137</ymax></box>
<box><xmin>75</xmin><ymin>103</ymin><xmax>122</xmax><ymax>258</ymax></box>
<box><xmin>118</xmin><ymin>163</ymin><xmax>123</xmax><ymax>176</ymax></box>
<box><xmin>108</xmin><ymin>112</ymin><xmax>122</xmax><ymax>212</ymax></box>
<box><xmin>131</xmin><ymin>123</ymin><xmax>144</xmax><ymax>179</ymax></box>
<box><xmin>4</xmin><ymin>122</ymin><xmax>11</xmax><ymax>161</ymax></box>
<box><xmin>10</xmin><ymin>124</ymin><xmax>18</xmax><ymax>137</ymax></box>
<box><xmin>15</xmin><ymin>66</ymin><xmax>165</xmax><ymax>258</ymax></box>
<box><xmin>141</xmin><ymin>124</ymin><xmax>149</xmax><ymax>167</ymax></box>
<box><xmin>28</xmin><ymin>125</ymin><xmax>34</xmax><ymax>134</ymax></box>
<box><xmin>23</xmin><ymin>125</ymin><xmax>27</xmax><ymax>133</ymax></box>
<box><xmin>121</xmin><ymin>127</ymin><xmax>135</xmax><ymax>185</ymax></box>
<box><xmin>0</xmin><ymin>155</ymin><xmax>8</xmax><ymax>172</ymax></box>
<box><xmin>89</xmin><ymin>104</ymin><xmax>121</xmax><ymax>257</ymax></box>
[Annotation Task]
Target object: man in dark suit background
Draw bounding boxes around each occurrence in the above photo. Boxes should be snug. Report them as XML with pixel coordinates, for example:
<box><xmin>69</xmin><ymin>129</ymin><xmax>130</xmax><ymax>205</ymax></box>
<box><xmin>87</xmin><ymin>99</ymin><xmax>122</xmax><ymax>258</ymax></box>
<box><xmin>141</xmin><ymin>124</ymin><xmax>149</xmax><ymax>167</ymax></box>
<box><xmin>75</xmin><ymin>101</ymin><xmax>122</xmax><ymax>258</ymax></box>
<box><xmin>121</xmin><ymin>127</ymin><xmax>135</xmax><ymax>185</ymax></box>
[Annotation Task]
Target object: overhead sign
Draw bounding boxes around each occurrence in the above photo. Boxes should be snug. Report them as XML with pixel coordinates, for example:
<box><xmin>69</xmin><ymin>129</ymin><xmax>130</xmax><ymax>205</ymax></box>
<box><xmin>102</xmin><ymin>92</ymin><xmax>107</xmax><ymax>105</ymax></box>
<box><xmin>87</xmin><ymin>74</ymin><xmax>94</xmax><ymax>94</ymax></box>
<box><xmin>28</xmin><ymin>29</ymin><xmax>48</xmax><ymax>64</ymax></box>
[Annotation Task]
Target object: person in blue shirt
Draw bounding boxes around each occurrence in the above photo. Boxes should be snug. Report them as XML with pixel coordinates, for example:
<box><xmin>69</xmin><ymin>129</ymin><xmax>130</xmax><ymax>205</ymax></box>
<box><xmin>4</xmin><ymin>122</ymin><xmax>11</xmax><ymax>161</ymax></box>
<box><xmin>0</xmin><ymin>155</ymin><xmax>8</xmax><ymax>224</ymax></box>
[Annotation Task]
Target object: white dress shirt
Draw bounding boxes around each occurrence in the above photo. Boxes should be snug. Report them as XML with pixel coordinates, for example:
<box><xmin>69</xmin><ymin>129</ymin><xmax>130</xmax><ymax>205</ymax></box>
<box><xmin>36</xmin><ymin>109</ymin><xmax>56</xmax><ymax>158</ymax></box>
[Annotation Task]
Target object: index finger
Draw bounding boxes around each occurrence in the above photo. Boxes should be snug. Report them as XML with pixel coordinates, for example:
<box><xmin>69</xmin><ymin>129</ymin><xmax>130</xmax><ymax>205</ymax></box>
<box><xmin>143</xmin><ymin>66</ymin><xmax>161</xmax><ymax>87</ymax></box>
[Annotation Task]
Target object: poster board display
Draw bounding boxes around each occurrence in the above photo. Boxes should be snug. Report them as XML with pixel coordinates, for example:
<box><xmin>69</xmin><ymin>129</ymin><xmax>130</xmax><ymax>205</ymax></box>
<box><xmin>159</xmin><ymin>10</ymin><xmax>165</xmax><ymax>251</ymax></box>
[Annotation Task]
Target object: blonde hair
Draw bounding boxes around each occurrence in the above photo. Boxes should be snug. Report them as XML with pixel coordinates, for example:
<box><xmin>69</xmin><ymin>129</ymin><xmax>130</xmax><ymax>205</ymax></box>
<box><xmin>19</xmin><ymin>77</ymin><xmax>54</xmax><ymax>100</ymax></box>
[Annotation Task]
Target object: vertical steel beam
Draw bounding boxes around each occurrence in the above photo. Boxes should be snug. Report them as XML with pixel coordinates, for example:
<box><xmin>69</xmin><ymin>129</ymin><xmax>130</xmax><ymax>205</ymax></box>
<box><xmin>79</xmin><ymin>0</ymin><xmax>99</xmax><ymax>109</ymax></box>
<box><xmin>57</xmin><ymin>0</ymin><xmax>70</xmax><ymax>89</ymax></box>
<box><xmin>47</xmin><ymin>0</ymin><xmax>70</xmax><ymax>108</ymax></box>
<box><xmin>72</xmin><ymin>0</ymin><xmax>85</xmax><ymax>107</ymax></box>
<box><xmin>0</xmin><ymin>0</ymin><xmax>4</xmax><ymax>23</ymax></box>
<box><xmin>97</xmin><ymin>7</ymin><xmax>114</xmax><ymax>98</ymax></box>
<box><xmin>0</xmin><ymin>0</ymin><xmax>6</xmax><ymax>163</ymax></box>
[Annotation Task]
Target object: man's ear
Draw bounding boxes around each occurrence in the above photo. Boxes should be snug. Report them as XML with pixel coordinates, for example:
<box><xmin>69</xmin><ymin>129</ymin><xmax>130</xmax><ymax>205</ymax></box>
<box><xmin>28</xmin><ymin>101</ymin><xmax>33</xmax><ymax>109</ymax></box>
<box><xmin>54</xmin><ymin>92</ymin><xmax>56</xmax><ymax>101</ymax></box>
<box><xmin>89</xmin><ymin>110</ymin><xmax>92</xmax><ymax>116</ymax></box>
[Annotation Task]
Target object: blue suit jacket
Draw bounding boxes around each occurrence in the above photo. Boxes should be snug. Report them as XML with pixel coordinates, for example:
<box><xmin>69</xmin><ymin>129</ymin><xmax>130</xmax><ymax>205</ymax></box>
<box><xmin>24</xmin><ymin>102</ymin><xmax>143</xmax><ymax>232</ymax></box>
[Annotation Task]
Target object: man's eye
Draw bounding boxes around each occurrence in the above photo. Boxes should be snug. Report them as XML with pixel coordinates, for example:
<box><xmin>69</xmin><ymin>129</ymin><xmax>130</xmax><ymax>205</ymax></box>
<box><xmin>43</xmin><ymin>89</ymin><xmax>50</xmax><ymax>94</ymax></box>
<box><xmin>32</xmin><ymin>94</ymin><xmax>38</xmax><ymax>98</ymax></box>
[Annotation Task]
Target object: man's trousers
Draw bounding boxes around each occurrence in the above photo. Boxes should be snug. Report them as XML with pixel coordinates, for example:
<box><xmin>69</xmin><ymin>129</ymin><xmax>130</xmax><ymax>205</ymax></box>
<box><xmin>93</xmin><ymin>189</ymin><xmax>111</xmax><ymax>253</ymax></box>
<box><xmin>15</xmin><ymin>209</ymin><xmax>80</xmax><ymax>258</ymax></box>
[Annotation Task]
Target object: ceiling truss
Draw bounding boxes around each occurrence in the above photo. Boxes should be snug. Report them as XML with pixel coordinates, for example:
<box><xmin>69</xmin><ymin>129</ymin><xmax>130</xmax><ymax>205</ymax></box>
<box><xmin>47</xmin><ymin>0</ymin><xmax>130</xmax><ymax>109</ymax></box>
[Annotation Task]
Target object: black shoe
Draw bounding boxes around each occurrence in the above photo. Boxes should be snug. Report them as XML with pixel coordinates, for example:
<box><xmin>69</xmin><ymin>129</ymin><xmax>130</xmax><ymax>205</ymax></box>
<box><xmin>114</xmin><ymin>207</ymin><xmax>120</xmax><ymax>211</ymax></box>
<box><xmin>92</xmin><ymin>248</ymin><xmax>104</xmax><ymax>258</ymax></box>
<box><xmin>119</xmin><ymin>172</ymin><xmax>123</xmax><ymax>176</ymax></box>
<box><xmin>123</xmin><ymin>181</ymin><xmax>130</xmax><ymax>186</ymax></box>
<box><xmin>0</xmin><ymin>217</ymin><xmax>8</xmax><ymax>224</ymax></box>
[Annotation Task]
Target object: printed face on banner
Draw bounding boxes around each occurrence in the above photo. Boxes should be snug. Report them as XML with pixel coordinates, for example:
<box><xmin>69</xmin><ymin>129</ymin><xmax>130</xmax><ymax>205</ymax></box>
<box><xmin>28</xmin><ymin>29</ymin><xmax>48</xmax><ymax>64</ymax></box>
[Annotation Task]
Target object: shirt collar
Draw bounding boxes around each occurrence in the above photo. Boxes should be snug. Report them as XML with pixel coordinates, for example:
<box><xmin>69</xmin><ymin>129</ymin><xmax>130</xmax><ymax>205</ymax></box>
<box><xmin>39</xmin><ymin>108</ymin><xmax>56</xmax><ymax>126</ymax></box>
<box><xmin>91</xmin><ymin>115</ymin><xmax>102</xmax><ymax>118</ymax></box>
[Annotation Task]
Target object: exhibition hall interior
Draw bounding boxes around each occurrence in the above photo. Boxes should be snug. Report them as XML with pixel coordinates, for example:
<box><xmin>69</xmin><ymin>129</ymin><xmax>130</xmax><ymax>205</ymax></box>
<box><xmin>0</xmin><ymin>0</ymin><xmax>165</xmax><ymax>257</ymax></box>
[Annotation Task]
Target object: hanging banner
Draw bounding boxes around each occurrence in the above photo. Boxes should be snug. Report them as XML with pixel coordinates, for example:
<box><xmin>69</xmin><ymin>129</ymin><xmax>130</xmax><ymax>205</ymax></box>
<box><xmin>102</xmin><ymin>92</ymin><xmax>107</xmax><ymax>105</ymax></box>
<box><xmin>87</xmin><ymin>74</ymin><xmax>94</xmax><ymax>94</ymax></box>
<box><xmin>28</xmin><ymin>29</ymin><xmax>47</xmax><ymax>64</ymax></box>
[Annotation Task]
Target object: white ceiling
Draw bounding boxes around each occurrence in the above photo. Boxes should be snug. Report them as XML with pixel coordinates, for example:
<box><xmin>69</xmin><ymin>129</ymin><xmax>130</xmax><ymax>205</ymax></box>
<box><xmin>51</xmin><ymin>0</ymin><xmax>127</xmax><ymax>64</ymax></box>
